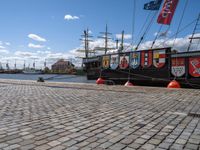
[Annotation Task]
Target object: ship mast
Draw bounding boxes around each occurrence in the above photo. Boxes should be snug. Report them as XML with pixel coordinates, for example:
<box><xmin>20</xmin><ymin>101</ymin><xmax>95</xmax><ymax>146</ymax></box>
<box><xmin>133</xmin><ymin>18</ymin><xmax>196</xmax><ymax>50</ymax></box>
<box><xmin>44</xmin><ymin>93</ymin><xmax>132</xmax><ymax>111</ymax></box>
<box><xmin>14</xmin><ymin>59</ymin><xmax>17</xmax><ymax>69</ymax></box>
<box><xmin>23</xmin><ymin>60</ymin><xmax>26</xmax><ymax>70</ymax></box>
<box><xmin>33</xmin><ymin>58</ymin><xmax>36</xmax><ymax>69</ymax></box>
<box><xmin>96</xmin><ymin>24</ymin><xmax>115</xmax><ymax>54</ymax></box>
<box><xmin>187</xmin><ymin>13</ymin><xmax>200</xmax><ymax>52</ymax></box>
<box><xmin>6</xmin><ymin>60</ymin><xmax>9</xmax><ymax>70</ymax></box>
<box><xmin>79</xmin><ymin>28</ymin><xmax>93</xmax><ymax>58</ymax></box>
<box><xmin>115</xmin><ymin>39</ymin><xmax>119</xmax><ymax>49</ymax></box>
<box><xmin>44</xmin><ymin>59</ymin><xmax>47</xmax><ymax>68</ymax></box>
<box><xmin>0</xmin><ymin>62</ymin><xmax>3</xmax><ymax>70</ymax></box>
<box><xmin>118</xmin><ymin>30</ymin><xmax>124</xmax><ymax>53</ymax></box>
<box><xmin>84</xmin><ymin>29</ymin><xmax>89</xmax><ymax>58</ymax></box>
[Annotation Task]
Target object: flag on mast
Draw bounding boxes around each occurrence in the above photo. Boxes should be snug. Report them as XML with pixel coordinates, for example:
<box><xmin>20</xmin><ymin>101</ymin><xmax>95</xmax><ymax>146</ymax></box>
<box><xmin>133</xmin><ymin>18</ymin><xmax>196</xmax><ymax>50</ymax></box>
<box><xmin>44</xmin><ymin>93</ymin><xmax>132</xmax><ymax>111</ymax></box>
<box><xmin>157</xmin><ymin>0</ymin><xmax>179</xmax><ymax>25</ymax></box>
<box><xmin>144</xmin><ymin>0</ymin><xmax>163</xmax><ymax>10</ymax></box>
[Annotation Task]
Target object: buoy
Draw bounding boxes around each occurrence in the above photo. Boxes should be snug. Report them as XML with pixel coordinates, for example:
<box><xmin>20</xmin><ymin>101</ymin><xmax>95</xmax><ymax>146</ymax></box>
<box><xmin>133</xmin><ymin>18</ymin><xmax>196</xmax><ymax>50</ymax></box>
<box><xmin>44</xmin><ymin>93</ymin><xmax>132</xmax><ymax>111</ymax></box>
<box><xmin>167</xmin><ymin>80</ymin><xmax>181</xmax><ymax>88</ymax></box>
<box><xmin>96</xmin><ymin>77</ymin><xmax>105</xmax><ymax>85</ymax></box>
<box><xmin>124</xmin><ymin>81</ymin><xmax>134</xmax><ymax>86</ymax></box>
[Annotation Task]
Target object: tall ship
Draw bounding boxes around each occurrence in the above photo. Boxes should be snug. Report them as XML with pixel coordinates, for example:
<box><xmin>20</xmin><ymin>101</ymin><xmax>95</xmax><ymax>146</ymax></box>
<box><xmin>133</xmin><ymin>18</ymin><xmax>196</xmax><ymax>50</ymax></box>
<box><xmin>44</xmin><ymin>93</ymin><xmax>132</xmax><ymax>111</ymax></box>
<box><xmin>22</xmin><ymin>60</ymin><xmax>42</xmax><ymax>74</ymax></box>
<box><xmin>79</xmin><ymin>0</ymin><xmax>200</xmax><ymax>88</ymax></box>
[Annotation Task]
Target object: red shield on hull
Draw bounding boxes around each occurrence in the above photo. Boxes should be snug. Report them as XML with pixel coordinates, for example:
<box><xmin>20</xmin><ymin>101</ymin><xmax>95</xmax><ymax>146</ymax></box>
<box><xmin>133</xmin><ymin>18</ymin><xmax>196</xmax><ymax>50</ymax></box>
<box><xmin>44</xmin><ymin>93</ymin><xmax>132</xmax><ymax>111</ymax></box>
<box><xmin>102</xmin><ymin>56</ymin><xmax>110</xmax><ymax>69</ymax></box>
<box><xmin>189</xmin><ymin>57</ymin><xmax>200</xmax><ymax>77</ymax></box>
<box><xmin>119</xmin><ymin>55</ymin><xmax>129</xmax><ymax>69</ymax></box>
<box><xmin>141</xmin><ymin>50</ymin><xmax>153</xmax><ymax>68</ymax></box>
<box><xmin>153</xmin><ymin>50</ymin><xmax>166</xmax><ymax>68</ymax></box>
<box><xmin>171</xmin><ymin>57</ymin><xmax>185</xmax><ymax>77</ymax></box>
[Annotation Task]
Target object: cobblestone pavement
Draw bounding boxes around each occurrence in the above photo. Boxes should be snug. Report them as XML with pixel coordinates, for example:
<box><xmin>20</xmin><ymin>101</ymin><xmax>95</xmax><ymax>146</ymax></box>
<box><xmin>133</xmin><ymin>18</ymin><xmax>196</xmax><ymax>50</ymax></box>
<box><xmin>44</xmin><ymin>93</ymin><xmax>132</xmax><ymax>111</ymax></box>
<box><xmin>0</xmin><ymin>79</ymin><xmax>200</xmax><ymax>150</ymax></box>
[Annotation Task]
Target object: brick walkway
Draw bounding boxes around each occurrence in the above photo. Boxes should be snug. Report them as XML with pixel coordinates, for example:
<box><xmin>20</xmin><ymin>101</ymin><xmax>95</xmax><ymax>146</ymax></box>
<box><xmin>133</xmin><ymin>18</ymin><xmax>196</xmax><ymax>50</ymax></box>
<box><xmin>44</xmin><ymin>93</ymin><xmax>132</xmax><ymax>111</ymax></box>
<box><xmin>0</xmin><ymin>79</ymin><xmax>200</xmax><ymax>150</ymax></box>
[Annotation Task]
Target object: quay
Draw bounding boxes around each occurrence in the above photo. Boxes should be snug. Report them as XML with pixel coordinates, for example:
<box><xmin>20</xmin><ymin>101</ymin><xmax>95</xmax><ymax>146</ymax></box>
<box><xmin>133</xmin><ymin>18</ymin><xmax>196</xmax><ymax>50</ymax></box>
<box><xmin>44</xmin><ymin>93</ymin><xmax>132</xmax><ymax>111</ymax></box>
<box><xmin>0</xmin><ymin>79</ymin><xmax>200</xmax><ymax>150</ymax></box>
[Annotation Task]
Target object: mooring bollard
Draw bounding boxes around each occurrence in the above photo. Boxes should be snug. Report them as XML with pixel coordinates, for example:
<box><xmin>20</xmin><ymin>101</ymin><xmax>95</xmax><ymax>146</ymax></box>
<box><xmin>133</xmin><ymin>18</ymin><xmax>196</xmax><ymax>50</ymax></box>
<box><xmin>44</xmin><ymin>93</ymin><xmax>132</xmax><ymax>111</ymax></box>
<box><xmin>37</xmin><ymin>77</ymin><xmax>44</xmax><ymax>82</ymax></box>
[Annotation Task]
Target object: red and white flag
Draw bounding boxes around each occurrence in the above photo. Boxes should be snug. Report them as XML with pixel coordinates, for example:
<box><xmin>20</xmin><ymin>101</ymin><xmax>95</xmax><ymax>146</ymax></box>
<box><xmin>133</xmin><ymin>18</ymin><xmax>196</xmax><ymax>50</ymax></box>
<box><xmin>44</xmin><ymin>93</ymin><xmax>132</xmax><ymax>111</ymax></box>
<box><xmin>189</xmin><ymin>57</ymin><xmax>200</xmax><ymax>77</ymax></box>
<box><xmin>157</xmin><ymin>0</ymin><xmax>179</xmax><ymax>25</ymax></box>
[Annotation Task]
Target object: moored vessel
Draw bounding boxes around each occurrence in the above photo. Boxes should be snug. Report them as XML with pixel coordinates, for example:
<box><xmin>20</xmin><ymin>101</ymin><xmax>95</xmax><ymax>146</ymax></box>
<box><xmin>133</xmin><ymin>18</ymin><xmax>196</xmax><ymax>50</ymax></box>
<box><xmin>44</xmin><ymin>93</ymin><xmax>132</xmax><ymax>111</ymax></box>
<box><xmin>79</xmin><ymin>0</ymin><xmax>200</xmax><ymax>88</ymax></box>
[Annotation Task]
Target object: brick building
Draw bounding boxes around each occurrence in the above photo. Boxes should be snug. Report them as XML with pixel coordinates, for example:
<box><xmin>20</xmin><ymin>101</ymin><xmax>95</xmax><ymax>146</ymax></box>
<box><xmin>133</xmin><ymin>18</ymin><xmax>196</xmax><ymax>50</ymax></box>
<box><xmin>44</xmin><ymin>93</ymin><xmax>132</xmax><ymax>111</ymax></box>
<box><xmin>51</xmin><ymin>59</ymin><xmax>74</xmax><ymax>73</ymax></box>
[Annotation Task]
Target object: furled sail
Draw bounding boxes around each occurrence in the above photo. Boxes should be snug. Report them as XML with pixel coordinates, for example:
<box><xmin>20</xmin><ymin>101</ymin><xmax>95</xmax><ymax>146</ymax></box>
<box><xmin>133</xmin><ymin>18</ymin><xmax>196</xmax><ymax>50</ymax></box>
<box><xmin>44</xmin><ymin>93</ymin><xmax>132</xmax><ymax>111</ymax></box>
<box><xmin>157</xmin><ymin>0</ymin><xmax>179</xmax><ymax>25</ymax></box>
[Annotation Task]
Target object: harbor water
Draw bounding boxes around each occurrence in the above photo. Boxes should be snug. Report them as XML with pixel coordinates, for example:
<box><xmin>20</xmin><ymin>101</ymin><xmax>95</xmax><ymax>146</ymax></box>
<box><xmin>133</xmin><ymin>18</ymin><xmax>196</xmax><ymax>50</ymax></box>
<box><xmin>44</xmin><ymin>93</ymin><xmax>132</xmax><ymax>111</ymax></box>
<box><xmin>0</xmin><ymin>74</ymin><xmax>95</xmax><ymax>83</ymax></box>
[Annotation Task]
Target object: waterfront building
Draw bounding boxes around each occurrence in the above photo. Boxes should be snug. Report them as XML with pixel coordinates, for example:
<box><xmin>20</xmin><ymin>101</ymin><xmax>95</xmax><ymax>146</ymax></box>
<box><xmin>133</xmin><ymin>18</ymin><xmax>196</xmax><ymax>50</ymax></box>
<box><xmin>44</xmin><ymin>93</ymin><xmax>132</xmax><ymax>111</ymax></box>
<box><xmin>51</xmin><ymin>59</ymin><xmax>74</xmax><ymax>73</ymax></box>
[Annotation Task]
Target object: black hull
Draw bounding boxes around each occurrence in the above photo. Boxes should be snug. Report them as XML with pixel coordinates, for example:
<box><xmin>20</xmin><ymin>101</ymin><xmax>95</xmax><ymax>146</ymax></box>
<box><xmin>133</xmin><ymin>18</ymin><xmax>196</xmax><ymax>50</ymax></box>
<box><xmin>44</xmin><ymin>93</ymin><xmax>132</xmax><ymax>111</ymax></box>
<box><xmin>83</xmin><ymin>47</ymin><xmax>200</xmax><ymax>88</ymax></box>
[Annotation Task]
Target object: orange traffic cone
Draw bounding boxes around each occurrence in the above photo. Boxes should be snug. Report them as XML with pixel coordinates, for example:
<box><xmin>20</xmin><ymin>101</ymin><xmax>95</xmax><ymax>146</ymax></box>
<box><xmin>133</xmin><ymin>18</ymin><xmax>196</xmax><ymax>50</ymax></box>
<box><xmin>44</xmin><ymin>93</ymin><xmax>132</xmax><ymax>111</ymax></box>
<box><xmin>96</xmin><ymin>77</ymin><xmax>105</xmax><ymax>85</ymax></box>
<box><xmin>167</xmin><ymin>80</ymin><xmax>181</xmax><ymax>88</ymax></box>
<box><xmin>124</xmin><ymin>81</ymin><xmax>134</xmax><ymax>86</ymax></box>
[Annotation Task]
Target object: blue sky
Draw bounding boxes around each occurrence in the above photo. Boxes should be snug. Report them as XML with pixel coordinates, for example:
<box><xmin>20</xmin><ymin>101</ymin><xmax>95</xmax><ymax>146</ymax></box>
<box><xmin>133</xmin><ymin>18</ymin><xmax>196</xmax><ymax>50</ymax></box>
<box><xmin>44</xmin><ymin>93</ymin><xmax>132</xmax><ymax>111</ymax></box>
<box><xmin>0</xmin><ymin>0</ymin><xmax>199</xmax><ymax>68</ymax></box>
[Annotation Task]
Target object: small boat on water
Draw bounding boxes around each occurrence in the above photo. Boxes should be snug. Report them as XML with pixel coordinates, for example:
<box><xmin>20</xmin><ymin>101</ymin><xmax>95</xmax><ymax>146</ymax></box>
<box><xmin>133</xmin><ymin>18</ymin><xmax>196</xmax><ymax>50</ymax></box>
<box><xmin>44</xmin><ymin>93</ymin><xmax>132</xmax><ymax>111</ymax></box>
<box><xmin>23</xmin><ymin>68</ymin><xmax>42</xmax><ymax>74</ymax></box>
<box><xmin>78</xmin><ymin>0</ymin><xmax>200</xmax><ymax>88</ymax></box>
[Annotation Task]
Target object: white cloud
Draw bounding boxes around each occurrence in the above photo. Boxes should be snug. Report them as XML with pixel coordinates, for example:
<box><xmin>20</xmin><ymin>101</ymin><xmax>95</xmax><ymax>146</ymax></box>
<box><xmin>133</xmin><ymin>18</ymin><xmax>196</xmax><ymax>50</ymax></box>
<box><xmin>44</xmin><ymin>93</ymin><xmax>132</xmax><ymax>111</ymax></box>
<box><xmin>28</xmin><ymin>34</ymin><xmax>47</xmax><ymax>42</ymax></box>
<box><xmin>5</xmin><ymin>42</ymin><xmax>10</xmax><ymax>46</ymax></box>
<box><xmin>64</xmin><ymin>14</ymin><xmax>79</xmax><ymax>20</ymax></box>
<box><xmin>15</xmin><ymin>51</ymin><xmax>37</xmax><ymax>58</ymax></box>
<box><xmin>88</xmin><ymin>30</ymin><xmax>92</xmax><ymax>34</ymax></box>
<box><xmin>116</xmin><ymin>34</ymin><xmax>132</xmax><ymax>40</ymax></box>
<box><xmin>28</xmin><ymin>43</ymin><xmax>45</xmax><ymax>49</ymax></box>
<box><xmin>137</xmin><ymin>33</ymin><xmax>200</xmax><ymax>52</ymax></box>
<box><xmin>0</xmin><ymin>49</ymin><xmax>9</xmax><ymax>54</ymax></box>
<box><xmin>0</xmin><ymin>45</ymin><xmax>5</xmax><ymax>49</ymax></box>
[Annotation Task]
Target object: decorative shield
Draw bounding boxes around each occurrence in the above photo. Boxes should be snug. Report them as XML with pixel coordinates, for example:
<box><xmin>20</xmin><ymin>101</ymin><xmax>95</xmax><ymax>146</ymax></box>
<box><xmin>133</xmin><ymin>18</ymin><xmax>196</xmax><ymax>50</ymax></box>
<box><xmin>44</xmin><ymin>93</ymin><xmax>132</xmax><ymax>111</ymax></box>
<box><xmin>141</xmin><ymin>50</ymin><xmax>153</xmax><ymax>68</ymax></box>
<box><xmin>189</xmin><ymin>57</ymin><xmax>200</xmax><ymax>77</ymax></box>
<box><xmin>130</xmin><ymin>52</ymin><xmax>140</xmax><ymax>69</ymax></box>
<box><xmin>171</xmin><ymin>58</ymin><xmax>185</xmax><ymax>77</ymax></box>
<box><xmin>110</xmin><ymin>55</ymin><xmax>119</xmax><ymax>70</ymax></box>
<box><xmin>102</xmin><ymin>56</ymin><xmax>110</xmax><ymax>69</ymax></box>
<box><xmin>153</xmin><ymin>50</ymin><xmax>166</xmax><ymax>68</ymax></box>
<box><xmin>119</xmin><ymin>54</ymin><xmax>129</xmax><ymax>69</ymax></box>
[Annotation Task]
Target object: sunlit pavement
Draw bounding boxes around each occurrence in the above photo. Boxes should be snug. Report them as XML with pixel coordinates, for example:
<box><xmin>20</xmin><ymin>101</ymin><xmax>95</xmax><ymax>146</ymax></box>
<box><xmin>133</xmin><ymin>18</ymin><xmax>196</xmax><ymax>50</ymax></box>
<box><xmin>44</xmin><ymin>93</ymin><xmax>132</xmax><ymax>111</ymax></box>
<box><xmin>0</xmin><ymin>79</ymin><xmax>200</xmax><ymax>150</ymax></box>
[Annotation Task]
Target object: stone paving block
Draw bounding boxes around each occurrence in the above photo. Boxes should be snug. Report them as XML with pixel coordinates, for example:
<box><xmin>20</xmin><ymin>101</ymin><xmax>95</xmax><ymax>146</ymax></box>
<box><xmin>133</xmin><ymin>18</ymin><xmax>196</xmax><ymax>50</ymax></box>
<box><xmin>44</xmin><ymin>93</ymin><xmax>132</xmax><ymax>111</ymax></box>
<box><xmin>175</xmin><ymin>138</ymin><xmax>187</xmax><ymax>145</ymax></box>
<box><xmin>20</xmin><ymin>144</ymin><xmax>36</xmax><ymax>150</ymax></box>
<box><xmin>120</xmin><ymin>138</ymin><xmax>134</xmax><ymax>145</ymax></box>
<box><xmin>170</xmin><ymin>144</ymin><xmax>184</xmax><ymax>150</ymax></box>
<box><xmin>65</xmin><ymin>146</ymin><xmax>79</xmax><ymax>150</ymax></box>
<box><xmin>128</xmin><ymin>143</ymin><xmax>141</xmax><ymax>149</ymax></box>
<box><xmin>148</xmin><ymin>138</ymin><xmax>162</xmax><ymax>145</ymax></box>
<box><xmin>62</xmin><ymin>140</ymin><xmax>78</xmax><ymax>147</ymax></box>
<box><xmin>49</xmin><ymin>145</ymin><xmax>65</xmax><ymax>150</ymax></box>
<box><xmin>6</xmin><ymin>138</ymin><xmax>23</xmax><ymax>144</ymax></box>
<box><xmin>141</xmin><ymin>143</ymin><xmax>156</xmax><ymax>150</ymax></box>
<box><xmin>188</xmin><ymin>138</ymin><xmax>200</xmax><ymax>145</ymax></box>
<box><xmin>123</xmin><ymin>147</ymin><xmax>136</xmax><ymax>150</ymax></box>
<box><xmin>34</xmin><ymin>139</ymin><xmax>48</xmax><ymax>146</ymax></box>
<box><xmin>3</xmin><ymin>144</ymin><xmax>20</xmax><ymax>150</ymax></box>
<box><xmin>0</xmin><ymin>143</ymin><xmax>8</xmax><ymax>149</ymax></box>
<box><xmin>109</xmin><ymin>143</ymin><xmax>126</xmax><ymax>150</ymax></box>
<box><xmin>99</xmin><ymin>141</ymin><xmax>113</xmax><ymax>149</ymax></box>
<box><xmin>48</xmin><ymin>140</ymin><xmax>61</xmax><ymax>147</ymax></box>
<box><xmin>185</xmin><ymin>143</ymin><xmax>199</xmax><ymax>150</ymax></box>
<box><xmin>158</xmin><ymin>142</ymin><xmax>171</xmax><ymax>149</ymax></box>
<box><xmin>87</xmin><ymin>142</ymin><xmax>101</xmax><ymax>148</ymax></box>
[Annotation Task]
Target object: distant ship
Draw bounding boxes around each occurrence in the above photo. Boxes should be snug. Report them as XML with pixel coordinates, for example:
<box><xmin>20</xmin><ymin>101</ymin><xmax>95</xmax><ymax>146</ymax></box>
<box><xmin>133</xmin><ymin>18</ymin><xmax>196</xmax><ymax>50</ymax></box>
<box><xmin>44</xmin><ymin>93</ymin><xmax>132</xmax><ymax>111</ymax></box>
<box><xmin>23</xmin><ymin>61</ymin><xmax>42</xmax><ymax>74</ymax></box>
<box><xmin>23</xmin><ymin>68</ymin><xmax>42</xmax><ymax>74</ymax></box>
